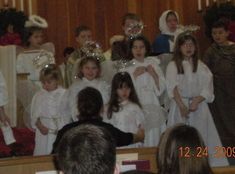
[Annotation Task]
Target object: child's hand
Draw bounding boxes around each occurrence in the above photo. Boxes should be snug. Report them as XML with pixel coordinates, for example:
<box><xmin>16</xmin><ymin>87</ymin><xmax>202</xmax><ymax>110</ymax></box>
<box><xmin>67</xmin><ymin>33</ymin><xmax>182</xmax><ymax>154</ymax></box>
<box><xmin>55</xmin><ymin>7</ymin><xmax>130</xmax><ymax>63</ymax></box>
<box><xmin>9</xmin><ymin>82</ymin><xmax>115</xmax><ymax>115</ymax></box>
<box><xmin>36</xmin><ymin>119</ymin><xmax>49</xmax><ymax>135</ymax></box>
<box><xmin>146</xmin><ymin>65</ymin><xmax>158</xmax><ymax>78</ymax></box>
<box><xmin>133</xmin><ymin>66</ymin><xmax>146</xmax><ymax>78</ymax></box>
<box><xmin>179</xmin><ymin>104</ymin><xmax>190</xmax><ymax>118</ymax></box>
<box><xmin>189</xmin><ymin>98</ymin><xmax>199</xmax><ymax>112</ymax></box>
<box><xmin>133</xmin><ymin>125</ymin><xmax>145</xmax><ymax>143</ymax></box>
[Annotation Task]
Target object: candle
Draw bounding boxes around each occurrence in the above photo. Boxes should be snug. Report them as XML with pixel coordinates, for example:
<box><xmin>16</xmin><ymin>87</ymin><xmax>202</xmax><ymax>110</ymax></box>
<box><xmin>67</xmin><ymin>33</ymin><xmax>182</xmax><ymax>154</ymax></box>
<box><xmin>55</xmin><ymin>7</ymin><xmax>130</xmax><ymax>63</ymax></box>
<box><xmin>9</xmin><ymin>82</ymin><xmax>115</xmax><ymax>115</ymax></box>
<box><xmin>198</xmin><ymin>0</ymin><xmax>202</xmax><ymax>11</ymax></box>
<box><xmin>28</xmin><ymin>0</ymin><xmax>32</xmax><ymax>15</ymax></box>
<box><xmin>12</xmin><ymin>0</ymin><xmax>16</xmax><ymax>7</ymax></box>
<box><xmin>20</xmin><ymin>0</ymin><xmax>24</xmax><ymax>11</ymax></box>
<box><xmin>206</xmin><ymin>0</ymin><xmax>209</xmax><ymax>7</ymax></box>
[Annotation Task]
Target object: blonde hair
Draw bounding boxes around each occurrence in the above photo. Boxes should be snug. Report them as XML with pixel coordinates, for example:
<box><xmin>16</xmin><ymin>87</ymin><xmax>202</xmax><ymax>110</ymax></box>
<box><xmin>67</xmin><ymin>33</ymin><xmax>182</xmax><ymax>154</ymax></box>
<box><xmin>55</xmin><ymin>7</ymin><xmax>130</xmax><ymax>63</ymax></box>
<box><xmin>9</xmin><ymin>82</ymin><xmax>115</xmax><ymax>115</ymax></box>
<box><xmin>40</xmin><ymin>64</ymin><xmax>63</xmax><ymax>85</ymax></box>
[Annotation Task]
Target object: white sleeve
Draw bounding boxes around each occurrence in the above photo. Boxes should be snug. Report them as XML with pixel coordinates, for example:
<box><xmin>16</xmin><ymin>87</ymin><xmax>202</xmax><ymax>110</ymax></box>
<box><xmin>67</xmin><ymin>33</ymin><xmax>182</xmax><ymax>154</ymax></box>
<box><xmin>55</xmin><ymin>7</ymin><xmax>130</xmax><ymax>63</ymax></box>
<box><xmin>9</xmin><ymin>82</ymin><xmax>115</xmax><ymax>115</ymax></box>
<box><xmin>134</xmin><ymin>106</ymin><xmax>145</xmax><ymax>129</ymax></box>
<box><xmin>199</xmin><ymin>62</ymin><xmax>214</xmax><ymax>103</ymax></box>
<box><xmin>0</xmin><ymin>71</ymin><xmax>8</xmax><ymax>106</ymax></box>
<box><xmin>58</xmin><ymin>89</ymin><xmax>73</xmax><ymax>125</ymax></box>
<box><xmin>151</xmin><ymin>58</ymin><xmax>166</xmax><ymax>96</ymax></box>
<box><xmin>30</xmin><ymin>92</ymin><xmax>41</xmax><ymax>129</ymax></box>
<box><xmin>100</xmin><ymin>81</ymin><xmax>111</xmax><ymax>105</ymax></box>
<box><xmin>166</xmin><ymin>61</ymin><xmax>178</xmax><ymax>99</ymax></box>
<box><xmin>16</xmin><ymin>54</ymin><xmax>26</xmax><ymax>73</ymax></box>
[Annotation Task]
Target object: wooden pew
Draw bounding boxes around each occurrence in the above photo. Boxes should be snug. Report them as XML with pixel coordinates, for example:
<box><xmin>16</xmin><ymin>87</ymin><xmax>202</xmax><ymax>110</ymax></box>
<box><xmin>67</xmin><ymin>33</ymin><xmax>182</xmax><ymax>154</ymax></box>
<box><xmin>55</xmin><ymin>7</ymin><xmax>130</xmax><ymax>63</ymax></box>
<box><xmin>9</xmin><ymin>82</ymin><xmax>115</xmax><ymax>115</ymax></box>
<box><xmin>0</xmin><ymin>147</ymin><xmax>234</xmax><ymax>174</ymax></box>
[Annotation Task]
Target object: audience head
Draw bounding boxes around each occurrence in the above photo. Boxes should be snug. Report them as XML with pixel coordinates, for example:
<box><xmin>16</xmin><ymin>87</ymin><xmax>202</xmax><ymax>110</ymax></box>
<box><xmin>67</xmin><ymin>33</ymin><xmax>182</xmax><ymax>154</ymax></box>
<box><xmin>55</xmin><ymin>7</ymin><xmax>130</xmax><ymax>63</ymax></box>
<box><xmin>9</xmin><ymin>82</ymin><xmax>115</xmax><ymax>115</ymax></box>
<box><xmin>77</xmin><ymin>56</ymin><xmax>101</xmax><ymax>80</ymax></box>
<box><xmin>157</xmin><ymin>124</ymin><xmax>213</xmax><ymax>174</ymax></box>
<box><xmin>40</xmin><ymin>64</ymin><xmax>63</xmax><ymax>91</ymax></box>
<box><xmin>173</xmin><ymin>32</ymin><xmax>199</xmax><ymax>73</ymax></box>
<box><xmin>56</xmin><ymin>124</ymin><xmax>117</xmax><ymax>174</ymax></box>
<box><xmin>128</xmin><ymin>35</ymin><xmax>151</xmax><ymax>60</ymax></box>
<box><xmin>108</xmin><ymin>72</ymin><xmax>141</xmax><ymax>119</ymax></box>
<box><xmin>159</xmin><ymin>10</ymin><xmax>179</xmax><ymax>34</ymax></box>
<box><xmin>77</xmin><ymin>87</ymin><xmax>103</xmax><ymax>120</ymax></box>
<box><xmin>75</xmin><ymin>25</ymin><xmax>92</xmax><ymax>47</ymax></box>
<box><xmin>211</xmin><ymin>19</ymin><xmax>230</xmax><ymax>46</ymax></box>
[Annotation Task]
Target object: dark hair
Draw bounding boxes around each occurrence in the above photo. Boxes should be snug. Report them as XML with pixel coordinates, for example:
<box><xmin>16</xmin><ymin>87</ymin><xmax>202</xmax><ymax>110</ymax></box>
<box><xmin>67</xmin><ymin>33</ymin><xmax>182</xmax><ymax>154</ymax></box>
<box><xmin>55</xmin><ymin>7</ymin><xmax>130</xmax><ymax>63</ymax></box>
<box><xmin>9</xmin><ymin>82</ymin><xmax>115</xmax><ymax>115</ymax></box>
<box><xmin>128</xmin><ymin>35</ymin><xmax>151</xmax><ymax>59</ymax></box>
<box><xmin>212</xmin><ymin>19</ymin><xmax>229</xmax><ymax>31</ymax></box>
<box><xmin>107</xmin><ymin>72</ymin><xmax>141</xmax><ymax>119</ymax></box>
<box><xmin>77</xmin><ymin>87</ymin><xmax>103</xmax><ymax>120</ymax></box>
<box><xmin>122</xmin><ymin>13</ymin><xmax>141</xmax><ymax>26</ymax></box>
<box><xmin>157</xmin><ymin>124</ymin><xmax>213</xmax><ymax>174</ymax></box>
<box><xmin>75</xmin><ymin>25</ymin><xmax>91</xmax><ymax>37</ymax></box>
<box><xmin>23</xmin><ymin>26</ymin><xmax>43</xmax><ymax>46</ymax></box>
<box><xmin>63</xmin><ymin>46</ymin><xmax>75</xmax><ymax>57</ymax></box>
<box><xmin>166</xmin><ymin>11</ymin><xmax>178</xmax><ymax>22</ymax></box>
<box><xmin>173</xmin><ymin>33</ymin><xmax>199</xmax><ymax>74</ymax></box>
<box><xmin>77</xmin><ymin>56</ymin><xmax>101</xmax><ymax>79</ymax></box>
<box><xmin>40</xmin><ymin>64</ymin><xmax>63</xmax><ymax>85</ymax></box>
<box><xmin>56</xmin><ymin>124</ymin><xmax>116</xmax><ymax>174</ymax></box>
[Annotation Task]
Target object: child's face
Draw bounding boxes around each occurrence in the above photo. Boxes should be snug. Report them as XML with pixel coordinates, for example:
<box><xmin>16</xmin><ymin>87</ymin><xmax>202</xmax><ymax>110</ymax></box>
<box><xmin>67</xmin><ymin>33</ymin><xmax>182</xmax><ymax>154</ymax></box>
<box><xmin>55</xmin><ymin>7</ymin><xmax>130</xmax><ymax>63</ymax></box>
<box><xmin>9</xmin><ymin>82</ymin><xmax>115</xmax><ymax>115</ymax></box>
<box><xmin>166</xmin><ymin>14</ymin><xmax>178</xmax><ymax>32</ymax></box>
<box><xmin>180</xmin><ymin>40</ymin><xmax>195</xmax><ymax>59</ymax></box>
<box><xmin>123</xmin><ymin>19</ymin><xmax>140</xmax><ymax>37</ymax></box>
<box><xmin>81</xmin><ymin>61</ymin><xmax>99</xmax><ymax>80</ymax></box>
<box><xmin>76</xmin><ymin>30</ymin><xmax>92</xmax><ymax>47</ymax></box>
<box><xmin>29</xmin><ymin>30</ymin><xmax>43</xmax><ymax>48</ymax></box>
<box><xmin>117</xmin><ymin>85</ymin><xmax>130</xmax><ymax>102</ymax></box>
<box><xmin>42</xmin><ymin>80</ymin><xmax>58</xmax><ymax>92</ymax></box>
<box><xmin>211</xmin><ymin>27</ymin><xmax>229</xmax><ymax>45</ymax></box>
<box><xmin>132</xmin><ymin>40</ymin><xmax>146</xmax><ymax>60</ymax></box>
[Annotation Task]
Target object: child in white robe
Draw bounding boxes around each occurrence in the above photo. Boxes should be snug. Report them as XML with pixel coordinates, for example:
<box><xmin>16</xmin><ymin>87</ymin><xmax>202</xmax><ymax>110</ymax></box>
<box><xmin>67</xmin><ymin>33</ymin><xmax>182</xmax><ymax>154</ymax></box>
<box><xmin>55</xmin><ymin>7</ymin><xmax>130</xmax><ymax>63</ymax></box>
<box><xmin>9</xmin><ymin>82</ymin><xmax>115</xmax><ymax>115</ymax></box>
<box><xmin>66</xmin><ymin>56</ymin><xmax>110</xmax><ymax>121</ymax></box>
<box><xmin>103</xmin><ymin>72</ymin><xmax>145</xmax><ymax>148</ymax></box>
<box><xmin>166</xmin><ymin>32</ymin><xmax>228</xmax><ymax>167</ymax></box>
<box><xmin>123</xmin><ymin>35</ymin><xmax>166</xmax><ymax>147</ymax></box>
<box><xmin>31</xmin><ymin>64</ymin><xmax>67</xmax><ymax>155</ymax></box>
<box><xmin>0</xmin><ymin>70</ymin><xmax>16</xmax><ymax>145</ymax></box>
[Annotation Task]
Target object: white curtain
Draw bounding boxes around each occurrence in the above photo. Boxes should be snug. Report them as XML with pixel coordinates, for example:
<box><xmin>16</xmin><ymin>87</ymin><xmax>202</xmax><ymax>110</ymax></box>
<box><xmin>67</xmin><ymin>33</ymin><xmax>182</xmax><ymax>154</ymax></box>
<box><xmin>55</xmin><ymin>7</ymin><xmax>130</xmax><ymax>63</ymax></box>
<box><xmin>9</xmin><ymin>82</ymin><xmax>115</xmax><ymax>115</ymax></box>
<box><xmin>0</xmin><ymin>46</ymin><xmax>17</xmax><ymax>126</ymax></box>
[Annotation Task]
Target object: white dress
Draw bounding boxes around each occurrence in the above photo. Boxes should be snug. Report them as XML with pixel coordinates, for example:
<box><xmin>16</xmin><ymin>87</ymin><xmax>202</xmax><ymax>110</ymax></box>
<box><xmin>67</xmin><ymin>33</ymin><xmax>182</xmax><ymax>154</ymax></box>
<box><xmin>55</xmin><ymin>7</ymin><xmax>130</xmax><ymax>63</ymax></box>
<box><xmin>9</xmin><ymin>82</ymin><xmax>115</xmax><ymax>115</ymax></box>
<box><xmin>103</xmin><ymin>100</ymin><xmax>145</xmax><ymax>148</ymax></box>
<box><xmin>67</xmin><ymin>77</ymin><xmax>110</xmax><ymax>121</ymax></box>
<box><xmin>17</xmin><ymin>50</ymin><xmax>55</xmax><ymax>128</ymax></box>
<box><xmin>124</xmin><ymin>57</ymin><xmax>166</xmax><ymax>147</ymax></box>
<box><xmin>0</xmin><ymin>71</ymin><xmax>8</xmax><ymax>107</ymax></box>
<box><xmin>31</xmin><ymin>87</ymin><xmax>67</xmax><ymax>156</ymax></box>
<box><xmin>0</xmin><ymin>71</ymin><xmax>16</xmax><ymax>145</ymax></box>
<box><xmin>166</xmin><ymin>60</ymin><xmax>229</xmax><ymax>167</ymax></box>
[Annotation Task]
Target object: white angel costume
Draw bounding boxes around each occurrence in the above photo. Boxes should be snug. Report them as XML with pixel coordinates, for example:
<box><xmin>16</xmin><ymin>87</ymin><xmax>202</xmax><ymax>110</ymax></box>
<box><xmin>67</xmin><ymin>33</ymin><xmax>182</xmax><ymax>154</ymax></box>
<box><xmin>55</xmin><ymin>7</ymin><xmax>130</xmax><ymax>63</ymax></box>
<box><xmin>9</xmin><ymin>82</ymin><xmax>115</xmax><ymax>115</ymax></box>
<box><xmin>124</xmin><ymin>57</ymin><xmax>166</xmax><ymax>147</ymax></box>
<box><xmin>16</xmin><ymin>49</ymin><xmax>55</xmax><ymax>128</ymax></box>
<box><xmin>31</xmin><ymin>87</ymin><xmax>67</xmax><ymax>155</ymax></box>
<box><xmin>0</xmin><ymin>70</ymin><xmax>16</xmax><ymax>145</ymax></box>
<box><xmin>166</xmin><ymin>60</ymin><xmax>229</xmax><ymax>167</ymax></box>
<box><xmin>103</xmin><ymin>100</ymin><xmax>145</xmax><ymax>148</ymax></box>
<box><xmin>66</xmin><ymin>78</ymin><xmax>110</xmax><ymax>121</ymax></box>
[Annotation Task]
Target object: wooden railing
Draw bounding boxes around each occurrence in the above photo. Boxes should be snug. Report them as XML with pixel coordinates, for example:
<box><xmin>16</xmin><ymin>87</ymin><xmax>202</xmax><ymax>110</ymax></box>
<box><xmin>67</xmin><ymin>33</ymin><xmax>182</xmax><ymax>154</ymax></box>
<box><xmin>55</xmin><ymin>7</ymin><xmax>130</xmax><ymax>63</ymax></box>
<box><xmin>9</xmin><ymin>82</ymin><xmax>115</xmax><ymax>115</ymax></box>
<box><xmin>0</xmin><ymin>147</ymin><xmax>234</xmax><ymax>174</ymax></box>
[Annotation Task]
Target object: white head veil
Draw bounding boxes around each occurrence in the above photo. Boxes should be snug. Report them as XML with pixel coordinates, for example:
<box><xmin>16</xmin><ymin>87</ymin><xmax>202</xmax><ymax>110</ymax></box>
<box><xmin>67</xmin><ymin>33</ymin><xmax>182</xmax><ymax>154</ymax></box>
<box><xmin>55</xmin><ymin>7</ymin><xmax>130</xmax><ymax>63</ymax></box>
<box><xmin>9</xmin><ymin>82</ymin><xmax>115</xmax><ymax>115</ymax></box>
<box><xmin>159</xmin><ymin>10</ymin><xmax>181</xmax><ymax>35</ymax></box>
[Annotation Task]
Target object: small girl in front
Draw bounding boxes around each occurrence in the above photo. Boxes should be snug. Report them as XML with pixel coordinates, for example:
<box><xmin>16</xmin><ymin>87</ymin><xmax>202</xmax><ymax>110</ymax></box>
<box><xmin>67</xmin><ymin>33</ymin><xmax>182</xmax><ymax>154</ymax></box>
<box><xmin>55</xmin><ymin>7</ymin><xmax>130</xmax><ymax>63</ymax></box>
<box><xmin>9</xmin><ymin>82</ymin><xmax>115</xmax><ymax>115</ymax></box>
<box><xmin>124</xmin><ymin>35</ymin><xmax>166</xmax><ymax>147</ymax></box>
<box><xmin>67</xmin><ymin>56</ymin><xmax>110</xmax><ymax>121</ymax></box>
<box><xmin>103</xmin><ymin>72</ymin><xmax>145</xmax><ymax>148</ymax></box>
<box><xmin>31</xmin><ymin>64</ymin><xmax>67</xmax><ymax>155</ymax></box>
<box><xmin>166</xmin><ymin>32</ymin><xmax>228</xmax><ymax>167</ymax></box>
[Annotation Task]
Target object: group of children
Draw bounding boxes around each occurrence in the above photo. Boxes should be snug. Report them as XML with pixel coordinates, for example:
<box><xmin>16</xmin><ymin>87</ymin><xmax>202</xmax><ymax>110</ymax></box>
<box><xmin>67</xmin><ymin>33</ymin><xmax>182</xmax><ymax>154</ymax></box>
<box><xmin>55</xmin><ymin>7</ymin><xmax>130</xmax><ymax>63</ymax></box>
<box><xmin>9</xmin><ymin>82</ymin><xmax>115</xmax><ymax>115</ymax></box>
<box><xmin>0</xmin><ymin>9</ymin><xmax>234</xmax><ymax>167</ymax></box>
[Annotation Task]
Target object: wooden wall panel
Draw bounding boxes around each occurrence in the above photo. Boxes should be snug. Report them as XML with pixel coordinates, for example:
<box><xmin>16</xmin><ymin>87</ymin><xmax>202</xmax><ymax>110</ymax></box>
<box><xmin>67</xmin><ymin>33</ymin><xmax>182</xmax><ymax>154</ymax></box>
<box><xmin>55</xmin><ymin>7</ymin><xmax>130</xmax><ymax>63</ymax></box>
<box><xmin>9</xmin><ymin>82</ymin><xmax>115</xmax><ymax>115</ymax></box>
<box><xmin>34</xmin><ymin>0</ymin><xmax>233</xmax><ymax>64</ymax></box>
